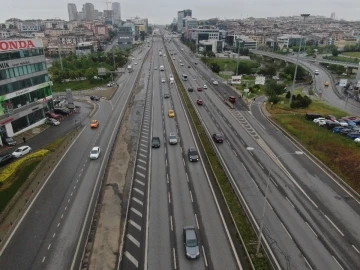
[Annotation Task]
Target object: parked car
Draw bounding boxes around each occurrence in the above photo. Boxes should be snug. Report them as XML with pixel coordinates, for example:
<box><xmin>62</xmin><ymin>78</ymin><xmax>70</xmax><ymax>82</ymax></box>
<box><xmin>305</xmin><ymin>113</ymin><xmax>322</xmax><ymax>121</ymax></box>
<box><xmin>0</xmin><ymin>154</ymin><xmax>13</xmax><ymax>167</ymax></box>
<box><xmin>355</xmin><ymin>138</ymin><xmax>360</xmax><ymax>143</ymax></box>
<box><xmin>45</xmin><ymin>118</ymin><xmax>60</xmax><ymax>126</ymax></box>
<box><xmin>152</xmin><ymin>137</ymin><xmax>160</xmax><ymax>148</ymax></box>
<box><xmin>340</xmin><ymin>128</ymin><xmax>353</xmax><ymax>135</ymax></box>
<box><xmin>168</xmin><ymin>132</ymin><xmax>178</xmax><ymax>145</ymax></box>
<box><xmin>337</xmin><ymin>119</ymin><xmax>349</xmax><ymax>127</ymax></box>
<box><xmin>90</xmin><ymin>95</ymin><xmax>100</xmax><ymax>101</ymax></box>
<box><xmin>197</xmin><ymin>99</ymin><xmax>203</xmax><ymax>105</ymax></box>
<box><xmin>333</xmin><ymin>126</ymin><xmax>346</xmax><ymax>133</ymax></box>
<box><xmin>46</xmin><ymin>112</ymin><xmax>61</xmax><ymax>120</ymax></box>
<box><xmin>89</xmin><ymin>146</ymin><xmax>101</xmax><ymax>159</ymax></box>
<box><xmin>325</xmin><ymin>115</ymin><xmax>337</xmax><ymax>121</ymax></box>
<box><xmin>188</xmin><ymin>147</ymin><xmax>199</xmax><ymax>162</ymax></box>
<box><xmin>326</xmin><ymin>122</ymin><xmax>340</xmax><ymax>130</ymax></box>
<box><xmin>188</xmin><ymin>87</ymin><xmax>194</xmax><ymax>92</ymax></box>
<box><xmin>2</xmin><ymin>137</ymin><xmax>17</xmax><ymax>146</ymax></box>
<box><xmin>347</xmin><ymin>132</ymin><xmax>360</xmax><ymax>139</ymax></box>
<box><xmin>107</xmin><ymin>81</ymin><xmax>115</xmax><ymax>87</ymax></box>
<box><xmin>161</xmin><ymin>78</ymin><xmax>166</xmax><ymax>83</ymax></box>
<box><xmin>12</xmin><ymin>145</ymin><xmax>32</xmax><ymax>158</ymax></box>
<box><xmin>345</xmin><ymin>120</ymin><xmax>357</xmax><ymax>127</ymax></box>
<box><xmin>313</xmin><ymin>117</ymin><xmax>326</xmax><ymax>124</ymax></box>
<box><xmin>54</xmin><ymin>108</ymin><xmax>69</xmax><ymax>116</ymax></box>
<box><xmin>183</xmin><ymin>226</ymin><xmax>200</xmax><ymax>259</ymax></box>
<box><xmin>212</xmin><ymin>133</ymin><xmax>224</xmax><ymax>143</ymax></box>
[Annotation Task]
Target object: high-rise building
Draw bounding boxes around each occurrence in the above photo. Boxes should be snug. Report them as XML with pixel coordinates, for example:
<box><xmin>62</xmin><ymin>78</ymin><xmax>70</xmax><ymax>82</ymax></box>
<box><xmin>177</xmin><ymin>9</ymin><xmax>192</xmax><ymax>32</ymax></box>
<box><xmin>0</xmin><ymin>38</ymin><xmax>54</xmax><ymax>140</ymax></box>
<box><xmin>331</xmin><ymin>12</ymin><xmax>336</xmax><ymax>19</ymax></box>
<box><xmin>112</xmin><ymin>2</ymin><xmax>121</xmax><ymax>23</ymax></box>
<box><xmin>83</xmin><ymin>3</ymin><xmax>95</xmax><ymax>20</ymax></box>
<box><xmin>67</xmin><ymin>3</ymin><xmax>78</xmax><ymax>21</ymax></box>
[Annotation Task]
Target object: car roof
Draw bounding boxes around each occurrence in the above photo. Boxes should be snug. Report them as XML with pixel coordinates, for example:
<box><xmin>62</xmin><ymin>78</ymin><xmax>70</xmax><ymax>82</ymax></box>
<box><xmin>92</xmin><ymin>146</ymin><xmax>100</xmax><ymax>151</ymax></box>
<box><xmin>18</xmin><ymin>146</ymin><xmax>29</xmax><ymax>150</ymax></box>
<box><xmin>189</xmin><ymin>147</ymin><xmax>196</xmax><ymax>151</ymax></box>
<box><xmin>152</xmin><ymin>136</ymin><xmax>160</xmax><ymax>140</ymax></box>
<box><xmin>169</xmin><ymin>132</ymin><xmax>176</xmax><ymax>136</ymax></box>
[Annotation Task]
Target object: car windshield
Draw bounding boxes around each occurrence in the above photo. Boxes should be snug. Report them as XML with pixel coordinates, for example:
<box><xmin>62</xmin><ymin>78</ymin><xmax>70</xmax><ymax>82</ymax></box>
<box><xmin>190</xmin><ymin>150</ymin><xmax>197</xmax><ymax>156</ymax></box>
<box><xmin>14</xmin><ymin>149</ymin><xmax>21</xmax><ymax>152</ymax></box>
<box><xmin>153</xmin><ymin>138</ymin><xmax>159</xmax><ymax>142</ymax></box>
<box><xmin>91</xmin><ymin>150</ymin><xmax>98</xmax><ymax>154</ymax></box>
<box><xmin>186</xmin><ymin>239</ymin><xmax>197</xmax><ymax>247</ymax></box>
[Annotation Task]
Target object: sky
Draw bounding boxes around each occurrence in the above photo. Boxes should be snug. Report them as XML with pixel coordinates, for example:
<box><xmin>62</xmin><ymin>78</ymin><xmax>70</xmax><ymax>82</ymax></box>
<box><xmin>0</xmin><ymin>0</ymin><xmax>359</xmax><ymax>25</ymax></box>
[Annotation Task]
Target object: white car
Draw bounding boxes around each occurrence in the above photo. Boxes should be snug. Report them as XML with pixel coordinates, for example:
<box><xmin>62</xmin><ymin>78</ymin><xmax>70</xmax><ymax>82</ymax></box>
<box><xmin>213</xmin><ymin>81</ymin><xmax>218</xmax><ymax>85</ymax></box>
<box><xmin>46</xmin><ymin>118</ymin><xmax>60</xmax><ymax>126</ymax></box>
<box><xmin>161</xmin><ymin>78</ymin><xmax>165</xmax><ymax>83</ymax></box>
<box><xmin>134</xmin><ymin>62</ymin><xmax>138</xmax><ymax>65</ymax></box>
<box><xmin>90</xmin><ymin>147</ymin><xmax>101</xmax><ymax>160</ymax></box>
<box><xmin>12</xmin><ymin>145</ymin><xmax>32</xmax><ymax>158</ymax></box>
<box><xmin>313</xmin><ymin>117</ymin><xmax>325</xmax><ymax>124</ymax></box>
<box><xmin>355</xmin><ymin>138</ymin><xmax>360</xmax><ymax>143</ymax></box>
<box><xmin>203</xmin><ymin>85</ymin><xmax>208</xmax><ymax>89</ymax></box>
<box><xmin>180</xmin><ymin>63</ymin><xmax>184</xmax><ymax>66</ymax></box>
<box><xmin>132</xmin><ymin>57</ymin><xmax>135</xmax><ymax>60</ymax></box>
<box><xmin>338</xmin><ymin>119</ymin><xmax>348</xmax><ymax>127</ymax></box>
<box><xmin>318</xmin><ymin>119</ymin><xmax>328</xmax><ymax>126</ymax></box>
<box><xmin>168</xmin><ymin>132</ymin><xmax>178</xmax><ymax>145</ymax></box>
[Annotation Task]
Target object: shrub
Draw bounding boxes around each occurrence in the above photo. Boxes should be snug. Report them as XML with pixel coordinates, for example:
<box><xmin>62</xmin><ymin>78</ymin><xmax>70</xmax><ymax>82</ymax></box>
<box><xmin>0</xmin><ymin>150</ymin><xmax>49</xmax><ymax>184</ymax></box>
<box><xmin>268</xmin><ymin>95</ymin><xmax>281</xmax><ymax>104</ymax></box>
<box><xmin>285</xmin><ymin>91</ymin><xmax>291</xmax><ymax>99</ymax></box>
<box><xmin>290</xmin><ymin>95</ymin><xmax>312</xmax><ymax>108</ymax></box>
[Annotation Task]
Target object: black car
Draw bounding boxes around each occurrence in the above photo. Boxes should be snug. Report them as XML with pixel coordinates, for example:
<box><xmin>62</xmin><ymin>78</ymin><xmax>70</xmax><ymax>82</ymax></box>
<box><xmin>163</xmin><ymin>93</ymin><xmax>170</xmax><ymax>99</ymax></box>
<box><xmin>188</xmin><ymin>65</ymin><xmax>191</xmax><ymax>68</ymax></box>
<box><xmin>188</xmin><ymin>87</ymin><xmax>194</xmax><ymax>92</ymax></box>
<box><xmin>188</xmin><ymin>147</ymin><xmax>199</xmax><ymax>162</ymax></box>
<box><xmin>325</xmin><ymin>122</ymin><xmax>340</xmax><ymax>130</ymax></box>
<box><xmin>2</xmin><ymin>137</ymin><xmax>17</xmax><ymax>146</ymax></box>
<box><xmin>0</xmin><ymin>154</ymin><xmax>13</xmax><ymax>167</ymax></box>
<box><xmin>152</xmin><ymin>137</ymin><xmax>160</xmax><ymax>148</ymax></box>
<box><xmin>212</xmin><ymin>133</ymin><xmax>224</xmax><ymax>143</ymax></box>
<box><xmin>194</xmin><ymin>62</ymin><xmax>198</xmax><ymax>65</ymax></box>
<box><xmin>305</xmin><ymin>113</ymin><xmax>323</xmax><ymax>121</ymax></box>
<box><xmin>54</xmin><ymin>108</ymin><xmax>70</xmax><ymax>116</ymax></box>
<box><xmin>90</xmin><ymin>96</ymin><xmax>100</xmax><ymax>101</ymax></box>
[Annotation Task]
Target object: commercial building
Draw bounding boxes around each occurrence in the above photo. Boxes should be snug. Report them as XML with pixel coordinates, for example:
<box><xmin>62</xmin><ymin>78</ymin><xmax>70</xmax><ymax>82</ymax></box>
<box><xmin>277</xmin><ymin>34</ymin><xmax>304</xmax><ymax>49</ymax></box>
<box><xmin>112</xmin><ymin>2</ymin><xmax>121</xmax><ymax>24</ymax></box>
<box><xmin>0</xmin><ymin>38</ymin><xmax>54</xmax><ymax>143</ymax></box>
<box><xmin>117</xmin><ymin>26</ymin><xmax>133</xmax><ymax>49</ymax></box>
<box><xmin>177</xmin><ymin>9</ymin><xmax>192</xmax><ymax>32</ymax></box>
<box><xmin>68</xmin><ymin>3</ymin><xmax>78</xmax><ymax>21</ymax></box>
<box><xmin>235</xmin><ymin>36</ymin><xmax>257</xmax><ymax>50</ymax></box>
<box><xmin>83</xmin><ymin>3</ymin><xmax>95</xmax><ymax>21</ymax></box>
<box><xmin>190</xmin><ymin>26</ymin><xmax>219</xmax><ymax>44</ymax></box>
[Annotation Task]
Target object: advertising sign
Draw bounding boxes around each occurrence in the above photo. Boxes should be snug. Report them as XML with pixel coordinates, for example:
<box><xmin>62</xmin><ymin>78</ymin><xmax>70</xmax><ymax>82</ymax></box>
<box><xmin>0</xmin><ymin>39</ymin><xmax>43</xmax><ymax>52</ymax></box>
<box><xmin>231</xmin><ymin>75</ymin><xmax>242</xmax><ymax>85</ymax></box>
<box><xmin>339</xmin><ymin>79</ymin><xmax>348</xmax><ymax>87</ymax></box>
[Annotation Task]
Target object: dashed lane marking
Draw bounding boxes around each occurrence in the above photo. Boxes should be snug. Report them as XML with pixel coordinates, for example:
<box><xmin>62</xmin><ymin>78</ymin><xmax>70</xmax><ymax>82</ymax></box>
<box><xmin>131</xmin><ymin>207</ymin><xmax>143</xmax><ymax>217</ymax></box>
<box><xmin>132</xmin><ymin>197</ymin><xmax>143</xmax><ymax>206</ymax></box>
<box><xmin>135</xmin><ymin>179</ymin><xmax>145</xmax><ymax>186</ymax></box>
<box><xmin>127</xmin><ymin>234</ymin><xmax>140</xmax><ymax>248</ymax></box>
<box><xmin>125</xmin><ymin>251</ymin><xmax>139</xmax><ymax>268</ymax></box>
<box><xmin>129</xmin><ymin>219</ymin><xmax>141</xmax><ymax>231</ymax></box>
<box><xmin>134</xmin><ymin>188</ymin><xmax>144</xmax><ymax>196</ymax></box>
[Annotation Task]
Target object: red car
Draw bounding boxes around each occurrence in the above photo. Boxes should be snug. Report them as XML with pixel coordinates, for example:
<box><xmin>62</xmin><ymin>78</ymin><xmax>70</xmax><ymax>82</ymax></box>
<box><xmin>46</xmin><ymin>112</ymin><xmax>61</xmax><ymax>120</ymax></box>
<box><xmin>197</xmin><ymin>87</ymin><xmax>203</xmax><ymax>92</ymax></box>
<box><xmin>197</xmin><ymin>99</ymin><xmax>203</xmax><ymax>105</ymax></box>
<box><xmin>229</xmin><ymin>96</ymin><xmax>236</xmax><ymax>103</ymax></box>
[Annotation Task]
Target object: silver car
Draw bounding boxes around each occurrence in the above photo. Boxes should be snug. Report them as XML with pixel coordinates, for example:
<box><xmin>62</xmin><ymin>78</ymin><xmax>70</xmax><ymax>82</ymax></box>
<box><xmin>168</xmin><ymin>132</ymin><xmax>178</xmax><ymax>145</ymax></box>
<box><xmin>183</xmin><ymin>226</ymin><xmax>200</xmax><ymax>259</ymax></box>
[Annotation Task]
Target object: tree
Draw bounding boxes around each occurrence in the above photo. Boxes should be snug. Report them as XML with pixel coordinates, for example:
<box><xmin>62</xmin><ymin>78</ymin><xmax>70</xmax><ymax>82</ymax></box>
<box><xmin>332</xmin><ymin>49</ymin><xmax>339</xmax><ymax>56</ymax></box>
<box><xmin>265</xmin><ymin>81</ymin><xmax>287</xmax><ymax>96</ymax></box>
<box><xmin>207</xmin><ymin>51</ymin><xmax>216</xmax><ymax>57</ymax></box>
<box><xmin>284</xmin><ymin>65</ymin><xmax>306</xmax><ymax>80</ymax></box>
<box><xmin>210</xmin><ymin>63</ymin><xmax>220</xmax><ymax>73</ymax></box>
<box><xmin>259</xmin><ymin>66</ymin><xmax>276</xmax><ymax>77</ymax></box>
<box><xmin>85</xmin><ymin>67</ymin><xmax>97</xmax><ymax>81</ymax></box>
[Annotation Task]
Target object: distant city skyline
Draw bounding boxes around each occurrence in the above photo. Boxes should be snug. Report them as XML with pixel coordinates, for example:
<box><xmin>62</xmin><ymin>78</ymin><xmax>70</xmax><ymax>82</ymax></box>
<box><xmin>0</xmin><ymin>0</ymin><xmax>359</xmax><ymax>24</ymax></box>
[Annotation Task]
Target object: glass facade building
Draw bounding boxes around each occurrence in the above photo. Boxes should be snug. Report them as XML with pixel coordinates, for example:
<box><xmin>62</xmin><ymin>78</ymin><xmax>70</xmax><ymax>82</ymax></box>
<box><xmin>0</xmin><ymin>38</ymin><xmax>53</xmax><ymax>142</ymax></box>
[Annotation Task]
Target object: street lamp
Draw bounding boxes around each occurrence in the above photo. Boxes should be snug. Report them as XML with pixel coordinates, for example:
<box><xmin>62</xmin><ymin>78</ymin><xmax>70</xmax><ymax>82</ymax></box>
<box><xmin>246</xmin><ymin>146</ymin><xmax>303</xmax><ymax>255</ymax></box>
<box><xmin>289</xmin><ymin>14</ymin><xmax>310</xmax><ymax>105</ymax></box>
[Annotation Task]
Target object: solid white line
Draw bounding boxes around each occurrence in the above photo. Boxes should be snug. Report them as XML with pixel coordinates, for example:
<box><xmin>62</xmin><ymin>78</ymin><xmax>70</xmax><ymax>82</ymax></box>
<box><xmin>285</xmin><ymin>197</ymin><xmax>295</xmax><ymax>208</ymax></box>
<box><xmin>195</xmin><ymin>214</ymin><xmax>199</xmax><ymax>230</ymax></box>
<box><xmin>305</xmin><ymin>222</ymin><xmax>318</xmax><ymax>237</ymax></box>
<box><xmin>136</xmin><ymin>171</ymin><xmax>146</xmax><ymax>178</ymax></box>
<box><xmin>135</xmin><ymin>179</ymin><xmax>145</xmax><ymax>186</ymax></box>
<box><xmin>134</xmin><ymin>188</ymin><xmax>144</xmax><ymax>196</ymax></box>
<box><xmin>281</xmin><ymin>222</ymin><xmax>293</xmax><ymax>240</ymax></box>
<box><xmin>258</xmin><ymin>162</ymin><xmax>264</xmax><ymax>170</ymax></box>
<box><xmin>303</xmin><ymin>256</ymin><xmax>314</xmax><ymax>270</ymax></box>
<box><xmin>266</xmin><ymin>200</ymin><xmax>273</xmax><ymax>210</ymax></box>
<box><xmin>352</xmin><ymin>245</ymin><xmax>360</xmax><ymax>254</ymax></box>
<box><xmin>202</xmin><ymin>245</ymin><xmax>208</xmax><ymax>267</ymax></box>
<box><xmin>132</xmin><ymin>197</ymin><xmax>143</xmax><ymax>206</ymax></box>
<box><xmin>42</xmin><ymin>256</ymin><xmax>46</xmax><ymax>263</ymax></box>
<box><xmin>173</xmin><ymin>248</ymin><xmax>177</xmax><ymax>269</ymax></box>
<box><xmin>125</xmin><ymin>251</ymin><xmax>139</xmax><ymax>268</ymax></box>
<box><xmin>48</xmin><ymin>244</ymin><xmax>51</xmax><ymax>250</ymax></box>
<box><xmin>129</xmin><ymin>219</ymin><xmax>141</xmax><ymax>231</ymax></box>
<box><xmin>270</xmin><ymin>177</ymin><xmax>278</xmax><ymax>187</ymax></box>
<box><xmin>332</xmin><ymin>256</ymin><xmax>344</xmax><ymax>270</ymax></box>
<box><xmin>168</xmin><ymin>192</ymin><xmax>171</xmax><ymax>204</ymax></box>
<box><xmin>127</xmin><ymin>234</ymin><xmax>140</xmax><ymax>248</ymax></box>
<box><xmin>324</xmin><ymin>215</ymin><xmax>344</xmax><ymax>236</ymax></box>
<box><xmin>131</xmin><ymin>207</ymin><xmax>143</xmax><ymax>218</ymax></box>
<box><xmin>170</xmin><ymin>215</ymin><xmax>173</xmax><ymax>231</ymax></box>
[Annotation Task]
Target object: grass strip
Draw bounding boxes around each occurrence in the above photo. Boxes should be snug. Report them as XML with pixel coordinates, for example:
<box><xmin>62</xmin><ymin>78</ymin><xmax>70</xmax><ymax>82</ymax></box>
<box><xmin>165</xmin><ymin>47</ymin><xmax>271</xmax><ymax>269</ymax></box>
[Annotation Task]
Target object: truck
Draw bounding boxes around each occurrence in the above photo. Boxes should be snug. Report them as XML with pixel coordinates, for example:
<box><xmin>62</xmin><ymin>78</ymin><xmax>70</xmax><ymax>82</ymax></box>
<box><xmin>127</xmin><ymin>65</ymin><xmax>133</xmax><ymax>72</ymax></box>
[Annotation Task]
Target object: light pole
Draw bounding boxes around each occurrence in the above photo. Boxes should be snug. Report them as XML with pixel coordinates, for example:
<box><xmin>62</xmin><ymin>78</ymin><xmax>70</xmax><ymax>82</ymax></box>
<box><xmin>289</xmin><ymin>14</ymin><xmax>310</xmax><ymax>105</ymax></box>
<box><xmin>236</xmin><ymin>38</ymin><xmax>240</xmax><ymax>76</ymax></box>
<box><xmin>246</xmin><ymin>147</ymin><xmax>303</xmax><ymax>255</ymax></box>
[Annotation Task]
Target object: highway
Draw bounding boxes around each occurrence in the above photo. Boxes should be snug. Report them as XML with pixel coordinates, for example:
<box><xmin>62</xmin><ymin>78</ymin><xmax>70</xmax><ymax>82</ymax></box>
<box><xmin>0</xmin><ymin>45</ymin><xmax>149</xmax><ymax>269</ymax></box>
<box><xmin>251</xmin><ymin>50</ymin><xmax>360</xmax><ymax>116</ymax></box>
<box><xmin>135</xmin><ymin>35</ymin><xmax>241</xmax><ymax>270</ymax></box>
<box><xmin>165</xmin><ymin>34</ymin><xmax>360</xmax><ymax>269</ymax></box>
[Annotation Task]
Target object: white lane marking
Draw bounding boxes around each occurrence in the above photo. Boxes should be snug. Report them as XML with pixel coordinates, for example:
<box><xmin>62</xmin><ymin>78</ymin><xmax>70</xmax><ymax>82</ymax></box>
<box><xmin>137</xmin><ymin>164</ymin><xmax>147</xmax><ymax>170</ymax></box>
<box><xmin>42</xmin><ymin>257</ymin><xmax>46</xmax><ymax>263</ymax></box>
<box><xmin>233</xmin><ymin>150</ymin><xmax>237</xmax><ymax>157</ymax></box>
<box><xmin>170</xmin><ymin>215</ymin><xmax>173</xmax><ymax>231</ymax></box>
<box><xmin>139</xmin><ymin>153</ymin><xmax>147</xmax><ymax>158</ymax></box>
<box><xmin>305</xmin><ymin>222</ymin><xmax>318</xmax><ymax>237</ymax></box>
<box><xmin>53</xmin><ymin>233</ymin><xmax>56</xmax><ymax>238</ymax></box>
<box><xmin>185</xmin><ymin>172</ymin><xmax>189</xmax><ymax>182</ymax></box>
<box><xmin>195</xmin><ymin>214</ymin><xmax>199</xmax><ymax>230</ymax></box>
<box><xmin>166</xmin><ymin>173</ymin><xmax>169</xmax><ymax>184</ymax></box>
<box><xmin>258</xmin><ymin>162</ymin><xmax>264</xmax><ymax>170</ymax></box>
<box><xmin>73</xmin><ymin>186</ymin><xmax>76</xmax><ymax>189</ymax></box>
<box><xmin>125</xmin><ymin>251</ymin><xmax>139</xmax><ymax>268</ymax></box>
<box><xmin>202</xmin><ymin>245</ymin><xmax>208</xmax><ymax>267</ymax></box>
<box><xmin>140</xmin><ymin>143</ymin><xmax>147</xmax><ymax>148</ymax></box>
<box><xmin>285</xmin><ymin>197</ymin><xmax>295</xmax><ymax>208</ymax></box>
<box><xmin>303</xmin><ymin>256</ymin><xmax>314</xmax><ymax>270</ymax></box>
<box><xmin>270</xmin><ymin>177</ymin><xmax>278</xmax><ymax>187</ymax></box>
<box><xmin>61</xmin><ymin>214</ymin><xmax>63</xmax><ymax>219</ymax></box>
<box><xmin>132</xmin><ymin>197</ymin><xmax>143</xmax><ymax>206</ymax></box>
<box><xmin>189</xmin><ymin>191</ymin><xmax>193</xmax><ymax>202</ymax></box>
<box><xmin>266</xmin><ymin>200</ymin><xmax>273</xmax><ymax>210</ymax></box>
<box><xmin>352</xmin><ymin>245</ymin><xmax>360</xmax><ymax>254</ymax></box>
<box><xmin>138</xmin><ymin>158</ymin><xmax>147</xmax><ymax>164</ymax></box>
<box><xmin>136</xmin><ymin>171</ymin><xmax>146</xmax><ymax>178</ymax></box>
<box><xmin>64</xmin><ymin>206</ymin><xmax>67</xmax><ymax>211</ymax></box>
<box><xmin>131</xmin><ymin>207</ymin><xmax>143</xmax><ymax>217</ymax></box>
<box><xmin>173</xmin><ymin>248</ymin><xmax>177</xmax><ymax>269</ymax></box>
<box><xmin>324</xmin><ymin>215</ymin><xmax>344</xmax><ymax>236</ymax></box>
<box><xmin>168</xmin><ymin>192</ymin><xmax>171</xmax><ymax>204</ymax></box>
<box><xmin>134</xmin><ymin>188</ymin><xmax>144</xmax><ymax>196</ymax></box>
<box><xmin>226</xmin><ymin>140</ymin><xmax>230</xmax><ymax>145</ymax></box>
<box><xmin>129</xmin><ymin>219</ymin><xmax>141</xmax><ymax>231</ymax></box>
<box><xmin>135</xmin><ymin>179</ymin><xmax>145</xmax><ymax>186</ymax></box>
<box><xmin>332</xmin><ymin>256</ymin><xmax>344</xmax><ymax>270</ymax></box>
<box><xmin>127</xmin><ymin>234</ymin><xmax>140</xmax><ymax>248</ymax></box>
<box><xmin>48</xmin><ymin>244</ymin><xmax>51</xmax><ymax>250</ymax></box>
<box><xmin>57</xmin><ymin>223</ymin><xmax>60</xmax><ymax>227</ymax></box>
<box><xmin>140</xmin><ymin>148</ymin><xmax>148</xmax><ymax>153</ymax></box>
<box><xmin>166</xmin><ymin>159</ymin><xmax>168</xmax><ymax>167</ymax></box>
<box><xmin>281</xmin><ymin>222</ymin><xmax>293</xmax><ymax>240</ymax></box>
<box><xmin>141</xmin><ymin>139</ymin><xmax>147</xmax><ymax>143</ymax></box>
<box><xmin>70</xmin><ymin>192</ymin><xmax>73</xmax><ymax>197</ymax></box>
<box><xmin>182</xmin><ymin>158</ymin><xmax>185</xmax><ymax>166</ymax></box>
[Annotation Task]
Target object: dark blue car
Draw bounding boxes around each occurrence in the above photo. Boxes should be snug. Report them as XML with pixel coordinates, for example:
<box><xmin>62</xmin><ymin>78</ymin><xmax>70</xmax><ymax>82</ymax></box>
<box><xmin>333</xmin><ymin>126</ymin><xmax>345</xmax><ymax>133</ymax></box>
<box><xmin>347</xmin><ymin>132</ymin><xmax>360</xmax><ymax>139</ymax></box>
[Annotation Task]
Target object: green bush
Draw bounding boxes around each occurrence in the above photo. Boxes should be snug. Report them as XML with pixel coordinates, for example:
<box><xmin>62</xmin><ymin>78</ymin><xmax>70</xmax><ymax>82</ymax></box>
<box><xmin>268</xmin><ymin>95</ymin><xmax>281</xmax><ymax>104</ymax></box>
<box><xmin>285</xmin><ymin>91</ymin><xmax>291</xmax><ymax>99</ymax></box>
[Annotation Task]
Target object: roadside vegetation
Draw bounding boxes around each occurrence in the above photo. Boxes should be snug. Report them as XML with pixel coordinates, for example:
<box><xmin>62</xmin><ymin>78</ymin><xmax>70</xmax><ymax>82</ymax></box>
<box><xmin>166</xmin><ymin>46</ymin><xmax>270</xmax><ymax>269</ymax></box>
<box><xmin>48</xmin><ymin>49</ymin><xmax>129</xmax><ymax>92</ymax></box>
<box><xmin>343</xmin><ymin>52</ymin><xmax>360</xmax><ymax>58</ymax></box>
<box><xmin>323</xmin><ymin>55</ymin><xmax>358</xmax><ymax>63</ymax></box>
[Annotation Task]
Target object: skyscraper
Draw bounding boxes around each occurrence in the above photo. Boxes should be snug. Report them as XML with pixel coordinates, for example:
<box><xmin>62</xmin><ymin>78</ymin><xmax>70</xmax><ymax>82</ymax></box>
<box><xmin>83</xmin><ymin>3</ymin><xmax>95</xmax><ymax>20</ymax></box>
<box><xmin>112</xmin><ymin>2</ymin><xmax>121</xmax><ymax>23</ymax></box>
<box><xmin>331</xmin><ymin>12</ymin><xmax>336</xmax><ymax>19</ymax></box>
<box><xmin>67</xmin><ymin>3</ymin><xmax>78</xmax><ymax>21</ymax></box>
<box><xmin>177</xmin><ymin>9</ymin><xmax>192</xmax><ymax>32</ymax></box>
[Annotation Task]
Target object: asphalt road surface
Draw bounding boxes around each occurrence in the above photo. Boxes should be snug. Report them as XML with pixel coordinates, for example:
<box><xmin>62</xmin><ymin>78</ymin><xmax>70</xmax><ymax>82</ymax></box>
<box><xmin>166</xmin><ymin>36</ymin><xmax>360</xmax><ymax>269</ymax></box>
<box><xmin>0</xmin><ymin>46</ymin><xmax>149</xmax><ymax>269</ymax></box>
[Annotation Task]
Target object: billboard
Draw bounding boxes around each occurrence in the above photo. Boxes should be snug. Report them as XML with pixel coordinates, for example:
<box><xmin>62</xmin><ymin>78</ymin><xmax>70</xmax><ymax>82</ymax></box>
<box><xmin>339</xmin><ymin>79</ymin><xmax>348</xmax><ymax>87</ymax></box>
<box><xmin>0</xmin><ymin>39</ymin><xmax>43</xmax><ymax>52</ymax></box>
<box><xmin>255</xmin><ymin>76</ymin><xmax>266</xmax><ymax>85</ymax></box>
<box><xmin>231</xmin><ymin>75</ymin><xmax>242</xmax><ymax>85</ymax></box>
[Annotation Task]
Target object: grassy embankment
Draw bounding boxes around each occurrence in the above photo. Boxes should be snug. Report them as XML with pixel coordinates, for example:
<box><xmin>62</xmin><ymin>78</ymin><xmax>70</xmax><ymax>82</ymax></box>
<box><xmin>342</xmin><ymin>52</ymin><xmax>360</xmax><ymax>58</ymax></box>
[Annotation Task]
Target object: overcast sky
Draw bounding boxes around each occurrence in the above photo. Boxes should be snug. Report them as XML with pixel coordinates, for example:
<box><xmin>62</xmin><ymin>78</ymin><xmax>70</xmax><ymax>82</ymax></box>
<box><xmin>0</xmin><ymin>0</ymin><xmax>359</xmax><ymax>25</ymax></box>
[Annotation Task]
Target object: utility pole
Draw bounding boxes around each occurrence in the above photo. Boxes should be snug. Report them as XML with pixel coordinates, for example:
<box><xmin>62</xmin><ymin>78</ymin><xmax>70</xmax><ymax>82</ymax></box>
<box><xmin>236</xmin><ymin>37</ymin><xmax>240</xmax><ymax>76</ymax></box>
<box><xmin>289</xmin><ymin>14</ymin><xmax>310</xmax><ymax>105</ymax></box>
<box><xmin>58</xmin><ymin>45</ymin><xmax>63</xmax><ymax>71</ymax></box>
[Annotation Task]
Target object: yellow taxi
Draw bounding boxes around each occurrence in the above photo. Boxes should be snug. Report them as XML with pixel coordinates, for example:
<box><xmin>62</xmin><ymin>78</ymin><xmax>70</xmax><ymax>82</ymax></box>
<box><xmin>91</xmin><ymin>120</ymin><xmax>99</xmax><ymax>128</ymax></box>
<box><xmin>168</xmin><ymin>110</ymin><xmax>175</xmax><ymax>118</ymax></box>
<box><xmin>324</xmin><ymin>82</ymin><xmax>330</xmax><ymax>87</ymax></box>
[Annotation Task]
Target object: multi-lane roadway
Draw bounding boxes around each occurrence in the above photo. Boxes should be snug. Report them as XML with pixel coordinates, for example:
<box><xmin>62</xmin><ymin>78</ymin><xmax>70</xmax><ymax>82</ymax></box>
<box><xmin>164</xmin><ymin>34</ymin><xmax>360</xmax><ymax>269</ymax></box>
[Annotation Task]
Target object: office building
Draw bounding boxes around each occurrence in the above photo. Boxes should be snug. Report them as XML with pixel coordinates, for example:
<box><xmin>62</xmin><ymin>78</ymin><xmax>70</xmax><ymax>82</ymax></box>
<box><xmin>0</xmin><ymin>38</ymin><xmax>54</xmax><ymax>141</ymax></box>
<box><xmin>68</xmin><ymin>3</ymin><xmax>78</xmax><ymax>21</ymax></box>
<box><xmin>177</xmin><ymin>9</ymin><xmax>192</xmax><ymax>32</ymax></box>
<box><xmin>83</xmin><ymin>3</ymin><xmax>95</xmax><ymax>20</ymax></box>
<box><xmin>112</xmin><ymin>2</ymin><xmax>121</xmax><ymax>23</ymax></box>
<box><xmin>331</xmin><ymin>12</ymin><xmax>336</xmax><ymax>20</ymax></box>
